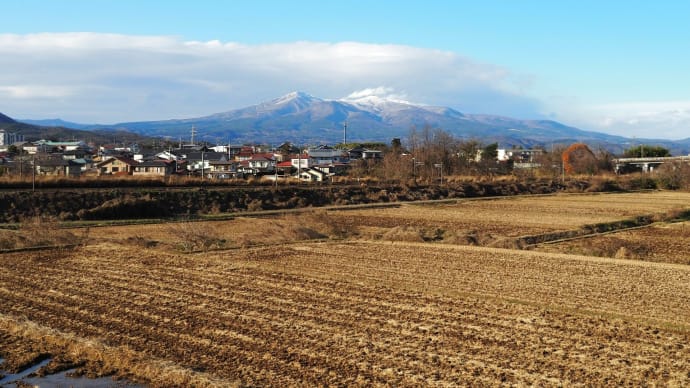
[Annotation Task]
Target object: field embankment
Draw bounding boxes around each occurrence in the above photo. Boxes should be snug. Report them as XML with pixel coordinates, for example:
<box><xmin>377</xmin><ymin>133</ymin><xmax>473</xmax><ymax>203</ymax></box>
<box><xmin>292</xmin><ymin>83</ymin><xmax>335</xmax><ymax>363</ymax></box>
<box><xmin>0</xmin><ymin>178</ymin><xmax>568</xmax><ymax>222</ymax></box>
<box><xmin>0</xmin><ymin>175</ymin><xmax>673</xmax><ymax>223</ymax></box>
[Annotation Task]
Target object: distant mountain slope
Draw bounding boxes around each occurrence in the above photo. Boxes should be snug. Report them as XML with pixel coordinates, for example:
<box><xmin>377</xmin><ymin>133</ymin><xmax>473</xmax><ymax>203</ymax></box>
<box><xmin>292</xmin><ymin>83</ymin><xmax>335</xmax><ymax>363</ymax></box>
<box><xmin>83</xmin><ymin>92</ymin><xmax>635</xmax><ymax>148</ymax></box>
<box><xmin>11</xmin><ymin>93</ymin><xmax>690</xmax><ymax>154</ymax></box>
<box><xmin>1</xmin><ymin>112</ymin><xmax>149</xmax><ymax>144</ymax></box>
<box><xmin>0</xmin><ymin>112</ymin><xmax>16</xmax><ymax>124</ymax></box>
<box><xmin>19</xmin><ymin>118</ymin><xmax>94</xmax><ymax>130</ymax></box>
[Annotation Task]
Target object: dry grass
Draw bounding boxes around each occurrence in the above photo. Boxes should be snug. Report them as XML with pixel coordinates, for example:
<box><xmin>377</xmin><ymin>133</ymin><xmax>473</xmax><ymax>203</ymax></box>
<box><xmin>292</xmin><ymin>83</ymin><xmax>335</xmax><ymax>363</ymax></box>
<box><xmin>164</xmin><ymin>221</ymin><xmax>228</xmax><ymax>252</ymax></box>
<box><xmin>2</xmin><ymin>191</ymin><xmax>690</xmax><ymax>385</ymax></box>
<box><xmin>0</xmin><ymin>242</ymin><xmax>688</xmax><ymax>385</ymax></box>
<box><xmin>326</xmin><ymin>191</ymin><xmax>690</xmax><ymax>245</ymax></box>
<box><xmin>0</xmin><ymin>217</ymin><xmax>88</xmax><ymax>251</ymax></box>
<box><xmin>87</xmin><ymin>210</ymin><xmax>348</xmax><ymax>252</ymax></box>
<box><xmin>537</xmin><ymin>221</ymin><xmax>690</xmax><ymax>265</ymax></box>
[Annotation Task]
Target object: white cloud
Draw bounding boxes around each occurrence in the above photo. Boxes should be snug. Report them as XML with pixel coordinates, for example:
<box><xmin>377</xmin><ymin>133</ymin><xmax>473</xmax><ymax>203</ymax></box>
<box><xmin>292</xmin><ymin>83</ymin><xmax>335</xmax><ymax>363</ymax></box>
<box><xmin>0</xmin><ymin>85</ymin><xmax>74</xmax><ymax>99</ymax></box>
<box><xmin>6</xmin><ymin>32</ymin><xmax>686</xmax><ymax>140</ymax></box>
<box><xmin>0</xmin><ymin>32</ymin><xmax>539</xmax><ymax>123</ymax></box>
<box><xmin>547</xmin><ymin>99</ymin><xmax>690</xmax><ymax>140</ymax></box>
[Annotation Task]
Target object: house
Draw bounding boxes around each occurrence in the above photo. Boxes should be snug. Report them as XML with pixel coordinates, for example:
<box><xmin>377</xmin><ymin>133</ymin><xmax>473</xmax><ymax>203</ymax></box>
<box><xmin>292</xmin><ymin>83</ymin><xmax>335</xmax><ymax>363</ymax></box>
<box><xmin>497</xmin><ymin>148</ymin><xmax>544</xmax><ymax>163</ymax></box>
<box><xmin>249</xmin><ymin>155</ymin><xmax>275</xmax><ymax>173</ymax></box>
<box><xmin>348</xmin><ymin>146</ymin><xmax>383</xmax><ymax>160</ymax></box>
<box><xmin>209</xmin><ymin>144</ymin><xmax>244</xmax><ymax>159</ymax></box>
<box><xmin>275</xmin><ymin>160</ymin><xmax>294</xmax><ymax>176</ymax></box>
<box><xmin>208</xmin><ymin>159</ymin><xmax>237</xmax><ymax>179</ymax></box>
<box><xmin>24</xmin><ymin>140</ymin><xmax>90</xmax><ymax>154</ymax></box>
<box><xmin>235</xmin><ymin>146</ymin><xmax>255</xmax><ymax>161</ymax></box>
<box><xmin>307</xmin><ymin>145</ymin><xmax>347</xmax><ymax>165</ymax></box>
<box><xmin>298</xmin><ymin>168</ymin><xmax>327</xmax><ymax>182</ymax></box>
<box><xmin>290</xmin><ymin>154</ymin><xmax>311</xmax><ymax>169</ymax></box>
<box><xmin>185</xmin><ymin>152</ymin><xmax>227</xmax><ymax>175</ymax></box>
<box><xmin>34</xmin><ymin>158</ymin><xmax>82</xmax><ymax>177</ymax></box>
<box><xmin>96</xmin><ymin>156</ymin><xmax>138</xmax><ymax>175</ymax></box>
<box><xmin>313</xmin><ymin>162</ymin><xmax>350</xmax><ymax>177</ymax></box>
<box><xmin>62</xmin><ymin>148</ymin><xmax>93</xmax><ymax>161</ymax></box>
<box><xmin>69</xmin><ymin>158</ymin><xmax>93</xmax><ymax>173</ymax></box>
<box><xmin>133</xmin><ymin>160</ymin><xmax>176</xmax><ymax>176</ymax></box>
<box><xmin>237</xmin><ymin>155</ymin><xmax>276</xmax><ymax>176</ymax></box>
<box><xmin>497</xmin><ymin>148</ymin><xmax>544</xmax><ymax>169</ymax></box>
<box><xmin>155</xmin><ymin>150</ymin><xmax>182</xmax><ymax>161</ymax></box>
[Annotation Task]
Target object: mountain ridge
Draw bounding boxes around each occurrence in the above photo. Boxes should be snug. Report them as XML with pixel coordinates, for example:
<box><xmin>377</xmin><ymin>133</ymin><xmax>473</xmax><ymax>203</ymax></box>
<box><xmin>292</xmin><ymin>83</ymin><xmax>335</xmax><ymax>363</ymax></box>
<box><xmin>101</xmin><ymin>91</ymin><xmax>615</xmax><ymax>146</ymax></box>
<box><xmin>0</xmin><ymin>113</ymin><xmax>151</xmax><ymax>145</ymax></box>
<box><xmin>0</xmin><ymin>112</ymin><xmax>17</xmax><ymax>124</ymax></box>
<box><xmin>10</xmin><ymin>92</ymin><xmax>690</xmax><ymax>154</ymax></box>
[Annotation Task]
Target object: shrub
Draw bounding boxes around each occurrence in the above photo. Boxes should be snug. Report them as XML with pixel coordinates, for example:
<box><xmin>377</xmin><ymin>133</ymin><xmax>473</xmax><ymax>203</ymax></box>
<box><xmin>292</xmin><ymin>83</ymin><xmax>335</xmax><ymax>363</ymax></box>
<box><xmin>655</xmin><ymin>162</ymin><xmax>690</xmax><ymax>190</ymax></box>
<box><xmin>165</xmin><ymin>221</ymin><xmax>227</xmax><ymax>252</ymax></box>
<box><xmin>622</xmin><ymin>175</ymin><xmax>658</xmax><ymax>190</ymax></box>
<box><xmin>77</xmin><ymin>195</ymin><xmax>169</xmax><ymax>220</ymax></box>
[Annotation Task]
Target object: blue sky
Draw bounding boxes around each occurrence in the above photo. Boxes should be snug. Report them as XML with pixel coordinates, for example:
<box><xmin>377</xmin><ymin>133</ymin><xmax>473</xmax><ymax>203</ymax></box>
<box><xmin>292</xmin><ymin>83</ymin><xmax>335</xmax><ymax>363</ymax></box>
<box><xmin>2</xmin><ymin>0</ymin><xmax>690</xmax><ymax>139</ymax></box>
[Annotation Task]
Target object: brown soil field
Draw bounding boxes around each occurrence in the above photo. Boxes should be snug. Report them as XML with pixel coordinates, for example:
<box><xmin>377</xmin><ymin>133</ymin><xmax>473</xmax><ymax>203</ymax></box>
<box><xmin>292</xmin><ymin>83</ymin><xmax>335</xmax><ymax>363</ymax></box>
<box><xmin>81</xmin><ymin>191</ymin><xmax>690</xmax><ymax>251</ymax></box>
<box><xmin>1</xmin><ymin>240</ymin><xmax>689</xmax><ymax>386</ymax></box>
<box><xmin>537</xmin><ymin>221</ymin><xmax>690</xmax><ymax>265</ymax></box>
<box><xmin>84</xmin><ymin>212</ymin><xmax>349</xmax><ymax>252</ymax></box>
<box><xmin>1</xmin><ymin>191</ymin><xmax>690</xmax><ymax>386</ymax></box>
<box><xmin>325</xmin><ymin>191</ymin><xmax>690</xmax><ymax>244</ymax></box>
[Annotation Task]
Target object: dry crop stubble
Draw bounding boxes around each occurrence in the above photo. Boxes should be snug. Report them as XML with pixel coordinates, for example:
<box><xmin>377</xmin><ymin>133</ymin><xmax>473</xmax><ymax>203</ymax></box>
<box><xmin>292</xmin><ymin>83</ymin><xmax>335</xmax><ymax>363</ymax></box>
<box><xmin>2</xmin><ymin>240</ymin><xmax>688</xmax><ymax>385</ymax></box>
<box><xmin>326</xmin><ymin>191</ymin><xmax>690</xmax><ymax>242</ymax></box>
<box><xmin>537</xmin><ymin>221</ymin><xmax>690</xmax><ymax>264</ymax></box>
<box><xmin>2</xmin><ymin>191</ymin><xmax>690</xmax><ymax>386</ymax></box>
<box><xmin>255</xmin><ymin>241</ymin><xmax>690</xmax><ymax>325</ymax></box>
<box><xmin>86</xmin><ymin>212</ymin><xmax>341</xmax><ymax>252</ymax></box>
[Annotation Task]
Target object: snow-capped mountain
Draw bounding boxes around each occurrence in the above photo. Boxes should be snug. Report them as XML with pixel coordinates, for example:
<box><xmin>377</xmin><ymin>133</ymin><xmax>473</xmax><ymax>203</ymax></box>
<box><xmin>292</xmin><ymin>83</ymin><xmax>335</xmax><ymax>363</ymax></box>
<box><xmin>23</xmin><ymin>91</ymin><xmax>660</xmax><ymax>150</ymax></box>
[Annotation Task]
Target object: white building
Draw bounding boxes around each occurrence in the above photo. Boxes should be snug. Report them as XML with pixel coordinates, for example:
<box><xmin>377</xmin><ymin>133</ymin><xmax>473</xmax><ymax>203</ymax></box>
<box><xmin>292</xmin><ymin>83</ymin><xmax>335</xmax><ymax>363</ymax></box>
<box><xmin>307</xmin><ymin>145</ymin><xmax>347</xmax><ymax>165</ymax></box>
<box><xmin>0</xmin><ymin>129</ymin><xmax>24</xmax><ymax>147</ymax></box>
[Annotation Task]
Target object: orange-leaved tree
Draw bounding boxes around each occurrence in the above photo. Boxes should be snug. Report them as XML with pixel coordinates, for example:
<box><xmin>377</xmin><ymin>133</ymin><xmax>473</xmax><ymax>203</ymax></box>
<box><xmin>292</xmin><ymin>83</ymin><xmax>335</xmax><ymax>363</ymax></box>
<box><xmin>562</xmin><ymin>143</ymin><xmax>598</xmax><ymax>174</ymax></box>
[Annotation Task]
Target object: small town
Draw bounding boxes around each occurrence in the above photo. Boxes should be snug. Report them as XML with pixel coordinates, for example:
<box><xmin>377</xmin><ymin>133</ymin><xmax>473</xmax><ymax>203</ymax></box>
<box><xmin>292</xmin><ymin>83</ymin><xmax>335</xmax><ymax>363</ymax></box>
<box><xmin>4</xmin><ymin>127</ymin><xmax>687</xmax><ymax>185</ymax></box>
<box><xmin>2</xmin><ymin>3</ymin><xmax>690</xmax><ymax>388</ymax></box>
<box><xmin>0</xmin><ymin>127</ymin><xmax>383</xmax><ymax>181</ymax></box>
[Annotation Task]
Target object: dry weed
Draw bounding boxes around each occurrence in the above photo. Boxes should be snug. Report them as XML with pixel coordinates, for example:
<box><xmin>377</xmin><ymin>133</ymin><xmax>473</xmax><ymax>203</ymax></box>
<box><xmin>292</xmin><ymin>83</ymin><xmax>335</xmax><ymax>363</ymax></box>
<box><xmin>0</xmin><ymin>217</ymin><xmax>89</xmax><ymax>251</ymax></box>
<box><xmin>165</xmin><ymin>221</ymin><xmax>227</xmax><ymax>252</ymax></box>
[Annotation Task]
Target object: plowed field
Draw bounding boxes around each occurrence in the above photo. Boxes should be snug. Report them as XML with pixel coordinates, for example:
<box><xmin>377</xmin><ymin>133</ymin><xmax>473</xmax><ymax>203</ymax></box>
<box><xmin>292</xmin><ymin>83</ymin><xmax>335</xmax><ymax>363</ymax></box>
<box><xmin>326</xmin><ymin>191</ymin><xmax>690</xmax><ymax>238</ymax></box>
<box><xmin>1</xmin><ymin>240</ymin><xmax>689</xmax><ymax>386</ymax></box>
<box><xmin>2</xmin><ymin>190</ymin><xmax>690</xmax><ymax>386</ymax></box>
<box><xmin>536</xmin><ymin>221</ymin><xmax>690</xmax><ymax>264</ymax></box>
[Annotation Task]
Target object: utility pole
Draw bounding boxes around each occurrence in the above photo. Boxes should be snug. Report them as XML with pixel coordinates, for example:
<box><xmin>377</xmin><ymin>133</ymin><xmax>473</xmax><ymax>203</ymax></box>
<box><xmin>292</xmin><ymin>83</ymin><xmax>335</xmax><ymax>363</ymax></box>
<box><xmin>435</xmin><ymin>163</ymin><xmax>443</xmax><ymax>185</ymax></box>
<box><xmin>343</xmin><ymin>121</ymin><xmax>348</xmax><ymax>146</ymax></box>
<box><xmin>440</xmin><ymin>162</ymin><xmax>443</xmax><ymax>185</ymax></box>
<box><xmin>297</xmin><ymin>145</ymin><xmax>301</xmax><ymax>184</ymax></box>
<box><xmin>31</xmin><ymin>154</ymin><xmax>35</xmax><ymax>192</ymax></box>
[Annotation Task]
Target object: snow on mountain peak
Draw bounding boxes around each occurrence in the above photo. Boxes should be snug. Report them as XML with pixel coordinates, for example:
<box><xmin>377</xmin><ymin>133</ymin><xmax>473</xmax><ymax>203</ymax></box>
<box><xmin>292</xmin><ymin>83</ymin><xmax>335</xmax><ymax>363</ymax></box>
<box><xmin>272</xmin><ymin>91</ymin><xmax>319</xmax><ymax>105</ymax></box>
<box><xmin>341</xmin><ymin>87</ymin><xmax>413</xmax><ymax>105</ymax></box>
<box><xmin>338</xmin><ymin>87</ymin><xmax>420</xmax><ymax>114</ymax></box>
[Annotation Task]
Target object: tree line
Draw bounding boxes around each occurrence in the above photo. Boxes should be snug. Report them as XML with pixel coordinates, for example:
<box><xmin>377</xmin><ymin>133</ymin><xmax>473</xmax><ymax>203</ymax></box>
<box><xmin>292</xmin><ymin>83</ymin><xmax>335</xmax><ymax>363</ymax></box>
<box><xmin>347</xmin><ymin>125</ymin><xmax>677</xmax><ymax>181</ymax></box>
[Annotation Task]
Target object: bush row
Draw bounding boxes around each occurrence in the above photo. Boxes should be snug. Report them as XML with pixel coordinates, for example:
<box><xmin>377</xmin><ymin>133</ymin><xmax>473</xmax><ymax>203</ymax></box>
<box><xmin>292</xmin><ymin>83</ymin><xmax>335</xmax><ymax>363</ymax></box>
<box><xmin>0</xmin><ymin>176</ymin><xmax>669</xmax><ymax>222</ymax></box>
